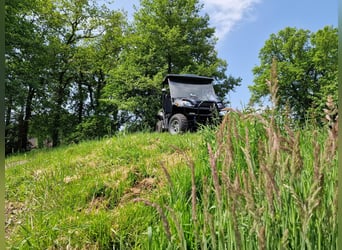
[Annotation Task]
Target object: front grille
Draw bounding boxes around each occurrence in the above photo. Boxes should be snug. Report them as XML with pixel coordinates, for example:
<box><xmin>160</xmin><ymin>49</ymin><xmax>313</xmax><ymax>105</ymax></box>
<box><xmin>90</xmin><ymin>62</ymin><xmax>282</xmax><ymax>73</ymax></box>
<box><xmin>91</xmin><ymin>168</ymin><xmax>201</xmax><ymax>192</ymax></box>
<box><xmin>197</xmin><ymin>101</ymin><xmax>216</xmax><ymax>108</ymax></box>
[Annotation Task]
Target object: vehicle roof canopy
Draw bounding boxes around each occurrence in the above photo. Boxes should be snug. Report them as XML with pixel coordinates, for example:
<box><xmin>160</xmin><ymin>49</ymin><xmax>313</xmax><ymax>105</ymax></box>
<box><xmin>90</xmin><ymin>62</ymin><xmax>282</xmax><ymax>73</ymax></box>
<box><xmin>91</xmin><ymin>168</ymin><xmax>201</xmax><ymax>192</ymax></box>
<box><xmin>162</xmin><ymin>74</ymin><xmax>214</xmax><ymax>86</ymax></box>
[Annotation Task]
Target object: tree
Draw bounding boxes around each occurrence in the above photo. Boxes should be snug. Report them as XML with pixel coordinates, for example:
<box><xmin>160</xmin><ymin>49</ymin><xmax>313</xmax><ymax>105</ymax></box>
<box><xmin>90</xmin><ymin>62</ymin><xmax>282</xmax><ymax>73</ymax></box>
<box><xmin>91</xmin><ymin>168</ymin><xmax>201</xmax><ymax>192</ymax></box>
<box><xmin>28</xmin><ymin>0</ymin><xmax>126</xmax><ymax>146</ymax></box>
<box><xmin>35</xmin><ymin>0</ymin><xmax>106</xmax><ymax>146</ymax></box>
<box><xmin>249</xmin><ymin>26</ymin><xmax>337</xmax><ymax>123</ymax></box>
<box><xmin>104</xmin><ymin>0</ymin><xmax>240</xmax><ymax>130</ymax></box>
<box><xmin>5</xmin><ymin>0</ymin><xmax>127</xmax><ymax>153</ymax></box>
<box><xmin>309</xmin><ymin>26</ymin><xmax>338</xmax><ymax>115</ymax></box>
<box><xmin>5</xmin><ymin>0</ymin><xmax>48</xmax><ymax>153</ymax></box>
<box><xmin>64</xmin><ymin>11</ymin><xmax>127</xmax><ymax>142</ymax></box>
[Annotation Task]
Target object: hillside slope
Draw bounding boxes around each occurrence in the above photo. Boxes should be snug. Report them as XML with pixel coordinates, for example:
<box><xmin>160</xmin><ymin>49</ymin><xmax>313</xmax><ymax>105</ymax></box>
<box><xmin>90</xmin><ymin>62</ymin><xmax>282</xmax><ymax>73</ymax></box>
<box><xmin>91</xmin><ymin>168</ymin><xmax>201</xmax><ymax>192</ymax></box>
<box><xmin>5</xmin><ymin>112</ymin><xmax>338</xmax><ymax>249</ymax></box>
<box><xmin>6</xmin><ymin>132</ymin><xmax>203</xmax><ymax>249</ymax></box>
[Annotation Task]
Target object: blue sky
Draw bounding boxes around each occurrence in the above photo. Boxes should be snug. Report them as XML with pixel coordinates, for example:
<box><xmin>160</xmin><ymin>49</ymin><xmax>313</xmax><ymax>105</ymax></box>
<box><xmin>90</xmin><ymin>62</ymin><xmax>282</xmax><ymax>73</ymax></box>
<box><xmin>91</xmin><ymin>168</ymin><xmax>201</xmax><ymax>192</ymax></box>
<box><xmin>111</xmin><ymin>0</ymin><xmax>338</xmax><ymax>109</ymax></box>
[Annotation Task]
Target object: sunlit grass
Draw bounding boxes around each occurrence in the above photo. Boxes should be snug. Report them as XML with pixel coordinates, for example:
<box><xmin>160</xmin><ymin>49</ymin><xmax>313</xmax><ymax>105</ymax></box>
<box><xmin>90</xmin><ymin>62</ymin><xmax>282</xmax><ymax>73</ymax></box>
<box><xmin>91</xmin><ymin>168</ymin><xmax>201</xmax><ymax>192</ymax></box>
<box><xmin>5</xmin><ymin>113</ymin><xmax>337</xmax><ymax>249</ymax></box>
<box><xmin>5</xmin><ymin>132</ymin><xmax>200</xmax><ymax>249</ymax></box>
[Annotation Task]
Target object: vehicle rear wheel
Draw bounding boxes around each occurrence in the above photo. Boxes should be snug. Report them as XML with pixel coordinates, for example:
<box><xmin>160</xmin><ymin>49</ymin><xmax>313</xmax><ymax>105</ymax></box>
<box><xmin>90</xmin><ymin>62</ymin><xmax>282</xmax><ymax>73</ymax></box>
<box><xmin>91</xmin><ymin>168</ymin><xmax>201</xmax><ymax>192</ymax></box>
<box><xmin>156</xmin><ymin>120</ymin><xmax>163</xmax><ymax>132</ymax></box>
<box><xmin>168</xmin><ymin>114</ymin><xmax>188</xmax><ymax>135</ymax></box>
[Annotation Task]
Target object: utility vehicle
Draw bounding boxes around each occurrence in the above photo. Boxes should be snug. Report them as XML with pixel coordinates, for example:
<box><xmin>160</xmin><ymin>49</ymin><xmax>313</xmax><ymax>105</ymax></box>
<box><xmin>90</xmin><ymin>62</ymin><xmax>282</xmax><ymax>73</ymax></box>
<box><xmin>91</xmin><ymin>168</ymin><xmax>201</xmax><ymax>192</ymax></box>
<box><xmin>156</xmin><ymin>74</ymin><xmax>226</xmax><ymax>134</ymax></box>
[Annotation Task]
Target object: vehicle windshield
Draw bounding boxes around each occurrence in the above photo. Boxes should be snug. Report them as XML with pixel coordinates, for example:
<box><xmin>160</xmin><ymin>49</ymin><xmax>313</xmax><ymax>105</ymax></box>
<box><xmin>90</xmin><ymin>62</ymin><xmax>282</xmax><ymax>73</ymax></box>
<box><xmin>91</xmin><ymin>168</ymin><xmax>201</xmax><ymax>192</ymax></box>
<box><xmin>169</xmin><ymin>80</ymin><xmax>219</xmax><ymax>102</ymax></box>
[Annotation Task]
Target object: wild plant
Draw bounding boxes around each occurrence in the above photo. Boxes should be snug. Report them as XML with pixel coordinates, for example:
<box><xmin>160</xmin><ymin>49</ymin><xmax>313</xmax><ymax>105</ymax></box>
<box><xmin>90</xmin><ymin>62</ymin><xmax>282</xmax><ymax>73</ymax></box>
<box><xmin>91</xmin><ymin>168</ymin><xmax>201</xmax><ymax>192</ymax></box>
<box><xmin>135</xmin><ymin>59</ymin><xmax>337</xmax><ymax>249</ymax></box>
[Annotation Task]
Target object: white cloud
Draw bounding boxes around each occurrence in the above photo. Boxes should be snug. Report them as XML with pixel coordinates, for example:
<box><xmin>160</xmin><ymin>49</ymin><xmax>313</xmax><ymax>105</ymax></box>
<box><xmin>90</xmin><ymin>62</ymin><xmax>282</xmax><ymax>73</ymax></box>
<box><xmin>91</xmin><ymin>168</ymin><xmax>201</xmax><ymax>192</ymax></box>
<box><xmin>202</xmin><ymin>0</ymin><xmax>261</xmax><ymax>39</ymax></box>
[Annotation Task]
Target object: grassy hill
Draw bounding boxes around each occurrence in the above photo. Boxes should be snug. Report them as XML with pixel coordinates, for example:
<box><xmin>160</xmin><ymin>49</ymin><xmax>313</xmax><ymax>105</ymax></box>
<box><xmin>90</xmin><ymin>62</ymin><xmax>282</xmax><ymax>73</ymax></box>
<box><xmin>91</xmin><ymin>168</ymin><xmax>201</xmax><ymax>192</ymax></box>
<box><xmin>5</xmin><ymin>111</ymin><xmax>338</xmax><ymax>249</ymax></box>
<box><xmin>6</xmin><ymin>132</ymin><xmax>204</xmax><ymax>249</ymax></box>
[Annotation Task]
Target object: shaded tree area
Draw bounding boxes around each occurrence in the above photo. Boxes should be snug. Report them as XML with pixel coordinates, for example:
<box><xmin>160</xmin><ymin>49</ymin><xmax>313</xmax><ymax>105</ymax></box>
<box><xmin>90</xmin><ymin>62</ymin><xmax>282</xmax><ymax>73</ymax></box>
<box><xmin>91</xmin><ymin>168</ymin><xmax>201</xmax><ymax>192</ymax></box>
<box><xmin>11</xmin><ymin>2</ymin><xmax>337</xmax><ymax>154</ymax></box>
<box><xmin>5</xmin><ymin>0</ymin><xmax>47</xmax><ymax>153</ymax></box>
<box><xmin>249</xmin><ymin>26</ymin><xmax>338</xmax><ymax>123</ymax></box>
<box><xmin>5</xmin><ymin>0</ymin><xmax>126</xmax><ymax>153</ymax></box>
<box><xmin>6</xmin><ymin>1</ymin><xmax>337</xmax><ymax>155</ymax></box>
<box><xmin>5</xmin><ymin>0</ymin><xmax>240</xmax><ymax>154</ymax></box>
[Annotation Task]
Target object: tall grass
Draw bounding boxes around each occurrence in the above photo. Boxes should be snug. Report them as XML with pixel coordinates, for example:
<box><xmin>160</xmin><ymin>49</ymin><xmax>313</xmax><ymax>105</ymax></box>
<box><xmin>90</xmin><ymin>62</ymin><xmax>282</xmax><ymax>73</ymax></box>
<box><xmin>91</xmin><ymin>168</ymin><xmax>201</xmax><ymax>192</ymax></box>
<box><xmin>133</xmin><ymin>61</ymin><xmax>338</xmax><ymax>249</ymax></box>
<box><xmin>5</xmin><ymin>99</ymin><xmax>337</xmax><ymax>248</ymax></box>
<box><xmin>136</xmin><ymin>108</ymin><xmax>337</xmax><ymax>249</ymax></box>
<box><xmin>6</xmin><ymin>112</ymin><xmax>337</xmax><ymax>249</ymax></box>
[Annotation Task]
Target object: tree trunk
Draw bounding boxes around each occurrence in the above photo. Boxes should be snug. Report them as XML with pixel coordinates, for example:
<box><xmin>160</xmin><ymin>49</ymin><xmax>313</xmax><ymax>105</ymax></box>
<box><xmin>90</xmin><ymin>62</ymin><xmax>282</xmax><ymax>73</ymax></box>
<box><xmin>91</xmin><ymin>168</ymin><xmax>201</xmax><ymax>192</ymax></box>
<box><xmin>17</xmin><ymin>86</ymin><xmax>35</xmax><ymax>151</ymax></box>
<box><xmin>5</xmin><ymin>97</ymin><xmax>12</xmax><ymax>141</ymax></box>
<box><xmin>95</xmin><ymin>69</ymin><xmax>106</xmax><ymax>111</ymax></box>
<box><xmin>52</xmin><ymin>86</ymin><xmax>64</xmax><ymax>147</ymax></box>
<box><xmin>77</xmin><ymin>80</ymin><xmax>84</xmax><ymax>124</ymax></box>
<box><xmin>51</xmin><ymin>69</ymin><xmax>73</xmax><ymax>147</ymax></box>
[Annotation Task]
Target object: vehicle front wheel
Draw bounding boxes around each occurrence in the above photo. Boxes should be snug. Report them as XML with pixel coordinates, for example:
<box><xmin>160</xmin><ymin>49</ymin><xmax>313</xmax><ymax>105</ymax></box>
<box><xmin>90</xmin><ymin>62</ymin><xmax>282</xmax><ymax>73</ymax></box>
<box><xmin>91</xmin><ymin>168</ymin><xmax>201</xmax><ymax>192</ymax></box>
<box><xmin>168</xmin><ymin>114</ymin><xmax>188</xmax><ymax>135</ymax></box>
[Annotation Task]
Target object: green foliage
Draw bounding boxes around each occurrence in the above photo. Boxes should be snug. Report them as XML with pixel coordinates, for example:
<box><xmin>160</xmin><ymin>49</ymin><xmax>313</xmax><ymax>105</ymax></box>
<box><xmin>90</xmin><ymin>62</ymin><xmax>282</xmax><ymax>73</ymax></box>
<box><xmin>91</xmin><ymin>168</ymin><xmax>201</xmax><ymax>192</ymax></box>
<box><xmin>5</xmin><ymin>0</ymin><xmax>127</xmax><ymax>152</ymax></box>
<box><xmin>35</xmin><ymin>0</ymin><xmax>126</xmax><ymax>146</ymax></box>
<box><xmin>65</xmin><ymin>115</ymin><xmax>116</xmax><ymax>143</ymax></box>
<box><xmin>133</xmin><ymin>0</ymin><xmax>219</xmax><ymax>75</ymax></box>
<box><xmin>103</xmin><ymin>0</ymin><xmax>240</xmax><ymax>130</ymax></box>
<box><xmin>5</xmin><ymin>0</ymin><xmax>240</xmax><ymax>153</ymax></box>
<box><xmin>6</xmin><ymin>111</ymin><xmax>337</xmax><ymax>249</ymax></box>
<box><xmin>5</xmin><ymin>0</ymin><xmax>48</xmax><ymax>153</ymax></box>
<box><xmin>249</xmin><ymin>26</ymin><xmax>337</xmax><ymax>123</ymax></box>
<box><xmin>134</xmin><ymin>112</ymin><xmax>337</xmax><ymax>249</ymax></box>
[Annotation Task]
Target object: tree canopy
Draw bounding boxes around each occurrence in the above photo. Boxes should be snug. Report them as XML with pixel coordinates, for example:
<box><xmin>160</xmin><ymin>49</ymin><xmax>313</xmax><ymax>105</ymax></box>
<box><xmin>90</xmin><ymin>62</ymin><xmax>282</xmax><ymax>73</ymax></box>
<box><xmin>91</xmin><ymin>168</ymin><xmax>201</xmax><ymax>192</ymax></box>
<box><xmin>249</xmin><ymin>26</ymin><xmax>337</xmax><ymax>123</ymax></box>
<box><xmin>7</xmin><ymin>1</ymin><xmax>336</xmax><ymax>154</ymax></box>
<box><xmin>5</xmin><ymin>0</ymin><xmax>240</xmax><ymax>153</ymax></box>
<box><xmin>102</xmin><ymin>0</ymin><xmax>240</xmax><ymax>130</ymax></box>
<box><xmin>5</xmin><ymin>0</ymin><xmax>126</xmax><ymax>152</ymax></box>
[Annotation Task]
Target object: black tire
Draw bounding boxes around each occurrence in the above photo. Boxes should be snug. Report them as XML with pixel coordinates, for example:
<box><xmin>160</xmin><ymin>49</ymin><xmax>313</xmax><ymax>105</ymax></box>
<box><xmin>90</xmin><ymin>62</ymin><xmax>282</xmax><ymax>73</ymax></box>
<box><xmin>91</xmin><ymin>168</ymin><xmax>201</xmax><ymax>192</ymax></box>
<box><xmin>168</xmin><ymin>114</ymin><xmax>188</xmax><ymax>135</ymax></box>
<box><xmin>156</xmin><ymin>120</ymin><xmax>163</xmax><ymax>132</ymax></box>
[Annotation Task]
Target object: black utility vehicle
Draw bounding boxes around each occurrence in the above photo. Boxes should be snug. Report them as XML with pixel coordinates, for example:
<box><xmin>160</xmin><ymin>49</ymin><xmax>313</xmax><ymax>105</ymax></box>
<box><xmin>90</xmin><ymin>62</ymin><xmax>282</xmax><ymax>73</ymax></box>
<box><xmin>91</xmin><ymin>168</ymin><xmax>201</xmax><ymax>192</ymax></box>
<box><xmin>156</xmin><ymin>74</ymin><xmax>226</xmax><ymax>134</ymax></box>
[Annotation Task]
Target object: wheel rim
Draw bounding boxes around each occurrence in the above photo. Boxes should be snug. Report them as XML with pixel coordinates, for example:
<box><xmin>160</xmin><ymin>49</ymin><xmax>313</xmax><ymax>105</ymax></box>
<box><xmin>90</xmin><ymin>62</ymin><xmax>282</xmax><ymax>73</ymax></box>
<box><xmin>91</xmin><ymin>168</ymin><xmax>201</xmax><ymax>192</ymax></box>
<box><xmin>170</xmin><ymin>120</ymin><xmax>179</xmax><ymax>134</ymax></box>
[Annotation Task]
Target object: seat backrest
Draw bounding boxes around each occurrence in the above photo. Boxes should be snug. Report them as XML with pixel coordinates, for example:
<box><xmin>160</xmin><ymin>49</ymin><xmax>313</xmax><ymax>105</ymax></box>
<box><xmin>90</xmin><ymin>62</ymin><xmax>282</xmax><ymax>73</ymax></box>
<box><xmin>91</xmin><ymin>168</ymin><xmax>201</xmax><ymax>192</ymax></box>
<box><xmin>163</xmin><ymin>94</ymin><xmax>172</xmax><ymax>114</ymax></box>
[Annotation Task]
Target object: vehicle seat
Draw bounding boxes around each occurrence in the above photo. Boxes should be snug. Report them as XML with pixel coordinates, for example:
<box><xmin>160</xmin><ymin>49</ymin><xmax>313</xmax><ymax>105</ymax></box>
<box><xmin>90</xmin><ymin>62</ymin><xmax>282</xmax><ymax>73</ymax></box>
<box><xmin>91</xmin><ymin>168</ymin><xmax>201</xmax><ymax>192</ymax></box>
<box><xmin>163</xmin><ymin>94</ymin><xmax>172</xmax><ymax>114</ymax></box>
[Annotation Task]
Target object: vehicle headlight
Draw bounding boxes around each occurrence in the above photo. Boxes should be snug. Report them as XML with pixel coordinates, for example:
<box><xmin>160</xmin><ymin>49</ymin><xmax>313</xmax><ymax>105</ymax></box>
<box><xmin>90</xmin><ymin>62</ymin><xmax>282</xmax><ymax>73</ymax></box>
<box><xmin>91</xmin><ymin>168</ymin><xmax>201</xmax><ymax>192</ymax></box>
<box><xmin>181</xmin><ymin>100</ymin><xmax>193</xmax><ymax>107</ymax></box>
<box><xmin>217</xmin><ymin>102</ymin><xmax>224</xmax><ymax>109</ymax></box>
<box><xmin>175</xmin><ymin>99</ymin><xmax>193</xmax><ymax>107</ymax></box>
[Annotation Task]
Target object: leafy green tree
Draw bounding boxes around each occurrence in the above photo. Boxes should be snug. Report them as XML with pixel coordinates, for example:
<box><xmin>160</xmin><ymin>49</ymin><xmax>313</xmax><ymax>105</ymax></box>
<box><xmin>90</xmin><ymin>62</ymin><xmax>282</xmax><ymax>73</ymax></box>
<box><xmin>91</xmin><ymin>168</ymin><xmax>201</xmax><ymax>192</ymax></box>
<box><xmin>29</xmin><ymin>0</ymin><xmax>126</xmax><ymax>146</ymax></box>
<box><xmin>5</xmin><ymin>0</ymin><xmax>127</xmax><ymax>152</ymax></box>
<box><xmin>249</xmin><ymin>26</ymin><xmax>337</xmax><ymax>123</ymax></box>
<box><xmin>309</xmin><ymin>26</ymin><xmax>338</xmax><ymax>115</ymax></box>
<box><xmin>35</xmin><ymin>0</ymin><xmax>106</xmax><ymax>146</ymax></box>
<box><xmin>104</xmin><ymin>0</ymin><xmax>240</xmax><ymax>130</ymax></box>
<box><xmin>5</xmin><ymin>0</ymin><xmax>48</xmax><ymax>153</ymax></box>
<box><xmin>61</xmin><ymin>10</ymin><xmax>127</xmax><ymax>143</ymax></box>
